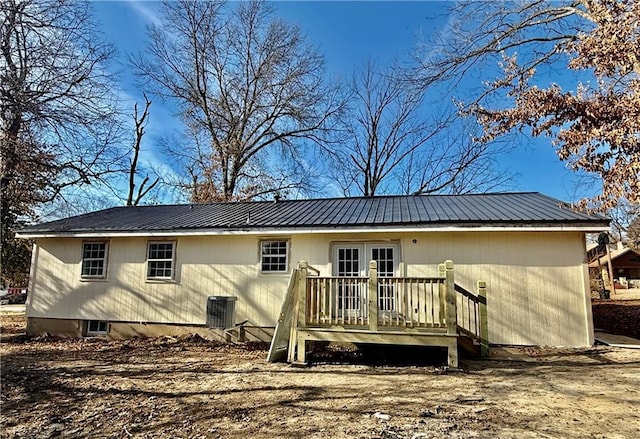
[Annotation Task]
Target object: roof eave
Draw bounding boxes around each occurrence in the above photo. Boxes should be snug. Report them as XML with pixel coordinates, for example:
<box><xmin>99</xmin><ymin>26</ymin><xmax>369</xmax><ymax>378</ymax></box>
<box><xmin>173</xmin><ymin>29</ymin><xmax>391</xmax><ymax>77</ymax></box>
<box><xmin>17</xmin><ymin>221</ymin><xmax>610</xmax><ymax>239</ymax></box>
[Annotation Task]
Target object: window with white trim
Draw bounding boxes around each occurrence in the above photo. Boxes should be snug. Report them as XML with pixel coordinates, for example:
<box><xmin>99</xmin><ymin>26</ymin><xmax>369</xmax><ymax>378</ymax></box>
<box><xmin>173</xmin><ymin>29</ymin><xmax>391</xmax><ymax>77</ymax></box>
<box><xmin>87</xmin><ymin>320</ymin><xmax>108</xmax><ymax>335</ymax></box>
<box><xmin>146</xmin><ymin>241</ymin><xmax>176</xmax><ymax>280</ymax></box>
<box><xmin>81</xmin><ymin>242</ymin><xmax>108</xmax><ymax>279</ymax></box>
<box><xmin>260</xmin><ymin>240</ymin><xmax>288</xmax><ymax>273</ymax></box>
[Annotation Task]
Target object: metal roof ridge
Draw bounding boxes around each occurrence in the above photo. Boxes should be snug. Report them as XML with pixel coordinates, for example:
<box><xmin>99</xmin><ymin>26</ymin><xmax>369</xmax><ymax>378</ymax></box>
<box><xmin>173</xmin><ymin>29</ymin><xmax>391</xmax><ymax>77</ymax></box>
<box><xmin>111</xmin><ymin>191</ymin><xmax>546</xmax><ymax>208</ymax></box>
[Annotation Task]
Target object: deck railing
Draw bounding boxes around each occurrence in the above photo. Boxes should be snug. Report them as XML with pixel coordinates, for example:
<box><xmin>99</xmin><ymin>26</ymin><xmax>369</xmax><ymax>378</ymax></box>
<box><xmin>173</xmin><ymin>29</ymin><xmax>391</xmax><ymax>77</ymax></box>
<box><xmin>299</xmin><ymin>260</ymin><xmax>458</xmax><ymax>334</ymax></box>
<box><xmin>455</xmin><ymin>283</ymin><xmax>481</xmax><ymax>337</ymax></box>
<box><xmin>377</xmin><ymin>277</ymin><xmax>446</xmax><ymax>328</ymax></box>
<box><xmin>306</xmin><ymin>275</ymin><xmax>451</xmax><ymax>329</ymax></box>
<box><xmin>279</xmin><ymin>260</ymin><xmax>489</xmax><ymax>366</ymax></box>
<box><xmin>306</xmin><ymin>276</ymin><xmax>370</xmax><ymax>326</ymax></box>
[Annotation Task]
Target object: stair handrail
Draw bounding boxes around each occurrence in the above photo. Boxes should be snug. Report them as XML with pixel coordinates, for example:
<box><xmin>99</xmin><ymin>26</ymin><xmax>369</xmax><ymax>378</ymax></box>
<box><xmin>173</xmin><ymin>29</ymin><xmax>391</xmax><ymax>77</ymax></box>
<box><xmin>454</xmin><ymin>281</ymin><xmax>489</xmax><ymax>357</ymax></box>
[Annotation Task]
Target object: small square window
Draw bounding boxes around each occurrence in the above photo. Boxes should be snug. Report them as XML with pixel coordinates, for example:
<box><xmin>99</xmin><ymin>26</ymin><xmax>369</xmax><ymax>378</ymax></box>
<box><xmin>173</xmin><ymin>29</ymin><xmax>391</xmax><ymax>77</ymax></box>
<box><xmin>261</xmin><ymin>240</ymin><xmax>288</xmax><ymax>273</ymax></box>
<box><xmin>81</xmin><ymin>242</ymin><xmax>108</xmax><ymax>279</ymax></box>
<box><xmin>147</xmin><ymin>241</ymin><xmax>176</xmax><ymax>280</ymax></box>
<box><xmin>87</xmin><ymin>320</ymin><xmax>108</xmax><ymax>335</ymax></box>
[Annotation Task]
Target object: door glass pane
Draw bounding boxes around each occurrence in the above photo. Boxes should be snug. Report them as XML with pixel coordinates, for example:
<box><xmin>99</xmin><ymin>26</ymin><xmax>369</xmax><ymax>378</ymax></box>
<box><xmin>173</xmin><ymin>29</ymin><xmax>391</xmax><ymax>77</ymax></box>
<box><xmin>372</xmin><ymin>247</ymin><xmax>394</xmax><ymax>277</ymax></box>
<box><xmin>337</xmin><ymin>247</ymin><xmax>360</xmax><ymax>276</ymax></box>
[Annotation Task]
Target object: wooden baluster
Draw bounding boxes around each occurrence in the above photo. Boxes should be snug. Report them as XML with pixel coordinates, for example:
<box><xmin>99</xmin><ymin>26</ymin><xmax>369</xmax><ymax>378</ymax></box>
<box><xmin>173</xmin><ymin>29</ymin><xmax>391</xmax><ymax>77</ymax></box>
<box><xmin>433</xmin><ymin>280</ymin><xmax>438</xmax><ymax>326</ymax></box>
<box><xmin>438</xmin><ymin>263</ymin><xmax>446</xmax><ymax>326</ymax></box>
<box><xmin>409</xmin><ymin>280</ymin><xmax>414</xmax><ymax>326</ymax></box>
<box><xmin>467</xmin><ymin>295</ymin><xmax>471</xmax><ymax>334</ymax></box>
<box><xmin>394</xmin><ymin>278</ymin><xmax>400</xmax><ymax>326</ymax></box>
<box><xmin>327</xmin><ymin>278</ymin><xmax>332</xmax><ymax>325</ymax></box>
<box><xmin>316</xmin><ymin>278</ymin><xmax>320</xmax><ymax>325</ymax></box>
<box><xmin>339</xmin><ymin>278</ymin><xmax>343</xmax><ymax>325</ymax></box>
<box><xmin>330</xmin><ymin>278</ymin><xmax>335</xmax><ymax>325</ymax></box>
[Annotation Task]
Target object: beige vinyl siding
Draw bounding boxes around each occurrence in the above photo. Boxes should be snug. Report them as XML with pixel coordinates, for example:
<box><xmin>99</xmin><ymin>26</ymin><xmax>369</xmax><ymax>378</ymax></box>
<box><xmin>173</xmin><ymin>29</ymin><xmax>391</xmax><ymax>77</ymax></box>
<box><xmin>289</xmin><ymin>231</ymin><xmax>590</xmax><ymax>346</ymax></box>
<box><xmin>28</xmin><ymin>230</ymin><xmax>592</xmax><ymax>346</ymax></box>
<box><xmin>398</xmin><ymin>231</ymin><xmax>591</xmax><ymax>346</ymax></box>
<box><xmin>29</xmin><ymin>236</ymin><xmax>290</xmax><ymax>327</ymax></box>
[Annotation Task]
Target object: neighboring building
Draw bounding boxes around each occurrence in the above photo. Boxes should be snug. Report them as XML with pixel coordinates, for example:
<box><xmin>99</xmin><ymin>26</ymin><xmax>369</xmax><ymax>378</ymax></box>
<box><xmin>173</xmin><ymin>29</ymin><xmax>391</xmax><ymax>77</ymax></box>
<box><xmin>589</xmin><ymin>246</ymin><xmax>640</xmax><ymax>293</ymax></box>
<box><xmin>17</xmin><ymin>192</ymin><xmax>608</xmax><ymax>358</ymax></box>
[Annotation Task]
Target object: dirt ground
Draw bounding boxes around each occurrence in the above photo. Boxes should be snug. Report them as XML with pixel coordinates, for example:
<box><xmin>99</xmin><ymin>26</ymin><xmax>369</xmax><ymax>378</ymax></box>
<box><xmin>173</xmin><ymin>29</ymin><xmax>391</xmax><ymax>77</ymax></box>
<box><xmin>2</xmin><ymin>308</ymin><xmax>640</xmax><ymax>439</ymax></box>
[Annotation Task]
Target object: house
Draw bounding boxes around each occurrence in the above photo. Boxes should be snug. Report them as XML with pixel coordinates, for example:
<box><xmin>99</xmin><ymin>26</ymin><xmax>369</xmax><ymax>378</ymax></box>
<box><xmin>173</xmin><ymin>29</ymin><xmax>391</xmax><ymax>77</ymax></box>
<box><xmin>589</xmin><ymin>246</ymin><xmax>640</xmax><ymax>295</ymax></box>
<box><xmin>17</xmin><ymin>192</ymin><xmax>608</xmax><ymax>366</ymax></box>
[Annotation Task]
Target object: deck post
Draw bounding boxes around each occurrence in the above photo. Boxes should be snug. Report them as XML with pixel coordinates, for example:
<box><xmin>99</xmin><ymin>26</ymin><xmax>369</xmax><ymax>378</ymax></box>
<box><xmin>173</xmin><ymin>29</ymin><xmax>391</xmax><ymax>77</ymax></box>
<box><xmin>477</xmin><ymin>280</ymin><xmax>489</xmax><ymax>357</ymax></box>
<box><xmin>447</xmin><ymin>339</ymin><xmax>459</xmax><ymax>369</ymax></box>
<box><xmin>444</xmin><ymin>260</ymin><xmax>458</xmax><ymax>368</ymax></box>
<box><xmin>368</xmin><ymin>260</ymin><xmax>378</xmax><ymax>331</ymax></box>
<box><xmin>444</xmin><ymin>260</ymin><xmax>456</xmax><ymax>335</ymax></box>
<box><xmin>297</xmin><ymin>261</ymin><xmax>308</xmax><ymax>329</ymax></box>
<box><xmin>296</xmin><ymin>333</ymin><xmax>307</xmax><ymax>365</ymax></box>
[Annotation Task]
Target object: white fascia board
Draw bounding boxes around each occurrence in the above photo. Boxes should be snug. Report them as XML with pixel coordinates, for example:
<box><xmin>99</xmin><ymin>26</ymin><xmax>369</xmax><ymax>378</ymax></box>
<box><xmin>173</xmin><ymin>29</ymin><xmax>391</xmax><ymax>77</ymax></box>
<box><xmin>17</xmin><ymin>223</ymin><xmax>610</xmax><ymax>239</ymax></box>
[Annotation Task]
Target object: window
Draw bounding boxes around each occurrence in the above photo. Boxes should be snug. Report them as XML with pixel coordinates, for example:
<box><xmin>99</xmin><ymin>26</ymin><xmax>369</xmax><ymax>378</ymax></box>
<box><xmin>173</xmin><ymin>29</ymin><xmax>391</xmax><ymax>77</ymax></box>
<box><xmin>87</xmin><ymin>320</ymin><xmax>108</xmax><ymax>335</ymax></box>
<box><xmin>260</xmin><ymin>240</ymin><xmax>288</xmax><ymax>273</ymax></box>
<box><xmin>81</xmin><ymin>242</ymin><xmax>108</xmax><ymax>279</ymax></box>
<box><xmin>147</xmin><ymin>241</ymin><xmax>176</xmax><ymax>280</ymax></box>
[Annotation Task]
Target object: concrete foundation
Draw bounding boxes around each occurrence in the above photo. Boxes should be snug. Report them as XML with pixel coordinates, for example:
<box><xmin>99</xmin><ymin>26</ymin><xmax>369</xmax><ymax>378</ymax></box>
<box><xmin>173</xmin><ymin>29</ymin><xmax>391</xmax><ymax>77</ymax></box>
<box><xmin>26</xmin><ymin>317</ymin><xmax>275</xmax><ymax>342</ymax></box>
<box><xmin>27</xmin><ymin>317</ymin><xmax>84</xmax><ymax>338</ymax></box>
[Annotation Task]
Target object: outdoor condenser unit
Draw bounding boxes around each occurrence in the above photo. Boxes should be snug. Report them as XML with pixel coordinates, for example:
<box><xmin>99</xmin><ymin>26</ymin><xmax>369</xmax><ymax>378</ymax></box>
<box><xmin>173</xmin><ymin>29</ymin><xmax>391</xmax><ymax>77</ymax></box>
<box><xmin>206</xmin><ymin>296</ymin><xmax>237</xmax><ymax>329</ymax></box>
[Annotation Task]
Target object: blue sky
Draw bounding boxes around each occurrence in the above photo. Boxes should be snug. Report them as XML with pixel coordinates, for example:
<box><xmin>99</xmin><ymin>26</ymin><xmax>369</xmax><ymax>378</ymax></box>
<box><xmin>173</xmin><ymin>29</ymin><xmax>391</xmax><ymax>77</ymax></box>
<box><xmin>92</xmin><ymin>0</ymin><xmax>593</xmax><ymax>203</ymax></box>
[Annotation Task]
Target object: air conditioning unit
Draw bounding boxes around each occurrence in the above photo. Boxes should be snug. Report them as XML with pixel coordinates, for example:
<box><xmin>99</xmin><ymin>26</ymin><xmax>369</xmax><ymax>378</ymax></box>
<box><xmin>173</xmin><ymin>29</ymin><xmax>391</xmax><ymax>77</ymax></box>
<box><xmin>206</xmin><ymin>296</ymin><xmax>237</xmax><ymax>329</ymax></box>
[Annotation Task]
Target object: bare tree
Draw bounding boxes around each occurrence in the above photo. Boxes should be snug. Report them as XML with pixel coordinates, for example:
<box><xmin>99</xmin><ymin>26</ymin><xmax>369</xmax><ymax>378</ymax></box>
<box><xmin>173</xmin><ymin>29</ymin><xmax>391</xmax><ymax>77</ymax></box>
<box><xmin>334</xmin><ymin>61</ymin><xmax>513</xmax><ymax>197</ymax></box>
<box><xmin>415</xmin><ymin>0</ymin><xmax>639</xmax><ymax>210</ymax></box>
<box><xmin>335</xmin><ymin>61</ymin><xmax>438</xmax><ymax>196</ymax></box>
<box><xmin>132</xmin><ymin>0</ymin><xmax>344</xmax><ymax>202</ymax></box>
<box><xmin>399</xmin><ymin>119</ymin><xmax>515</xmax><ymax>196</ymax></box>
<box><xmin>607</xmin><ymin>202</ymin><xmax>640</xmax><ymax>245</ymax></box>
<box><xmin>414</xmin><ymin>1</ymin><xmax>585</xmax><ymax>103</ymax></box>
<box><xmin>1</xmin><ymin>0</ymin><xmax>123</xmax><ymax>284</ymax></box>
<box><xmin>126</xmin><ymin>95</ymin><xmax>159</xmax><ymax>206</ymax></box>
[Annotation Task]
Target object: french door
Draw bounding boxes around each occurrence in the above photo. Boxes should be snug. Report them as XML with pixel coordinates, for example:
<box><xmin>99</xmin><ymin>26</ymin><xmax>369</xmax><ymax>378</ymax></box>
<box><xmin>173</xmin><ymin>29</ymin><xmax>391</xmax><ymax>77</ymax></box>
<box><xmin>371</xmin><ymin>246</ymin><xmax>396</xmax><ymax>312</ymax></box>
<box><xmin>333</xmin><ymin>243</ymin><xmax>399</xmax><ymax>315</ymax></box>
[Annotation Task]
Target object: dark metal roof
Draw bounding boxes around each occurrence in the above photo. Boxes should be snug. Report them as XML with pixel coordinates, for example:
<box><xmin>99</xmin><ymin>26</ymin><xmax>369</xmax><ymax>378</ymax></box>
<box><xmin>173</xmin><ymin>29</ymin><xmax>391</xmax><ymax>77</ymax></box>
<box><xmin>18</xmin><ymin>192</ymin><xmax>609</xmax><ymax>236</ymax></box>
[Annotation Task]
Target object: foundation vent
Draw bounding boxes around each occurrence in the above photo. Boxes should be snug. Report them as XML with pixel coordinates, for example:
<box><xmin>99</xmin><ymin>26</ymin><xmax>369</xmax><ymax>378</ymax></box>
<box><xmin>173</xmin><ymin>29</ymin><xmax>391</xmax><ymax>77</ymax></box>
<box><xmin>206</xmin><ymin>296</ymin><xmax>237</xmax><ymax>329</ymax></box>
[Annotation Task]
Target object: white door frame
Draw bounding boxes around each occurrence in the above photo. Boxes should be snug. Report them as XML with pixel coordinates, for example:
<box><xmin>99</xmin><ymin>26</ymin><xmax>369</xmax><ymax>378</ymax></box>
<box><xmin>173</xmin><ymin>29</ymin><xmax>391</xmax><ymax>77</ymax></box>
<box><xmin>332</xmin><ymin>242</ymin><xmax>401</xmax><ymax>315</ymax></box>
<box><xmin>331</xmin><ymin>242</ymin><xmax>400</xmax><ymax>276</ymax></box>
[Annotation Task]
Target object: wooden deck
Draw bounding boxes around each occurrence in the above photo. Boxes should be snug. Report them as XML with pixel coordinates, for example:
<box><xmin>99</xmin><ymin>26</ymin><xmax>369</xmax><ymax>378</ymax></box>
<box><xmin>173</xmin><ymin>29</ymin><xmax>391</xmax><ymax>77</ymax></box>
<box><xmin>268</xmin><ymin>260</ymin><xmax>489</xmax><ymax>368</ymax></box>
